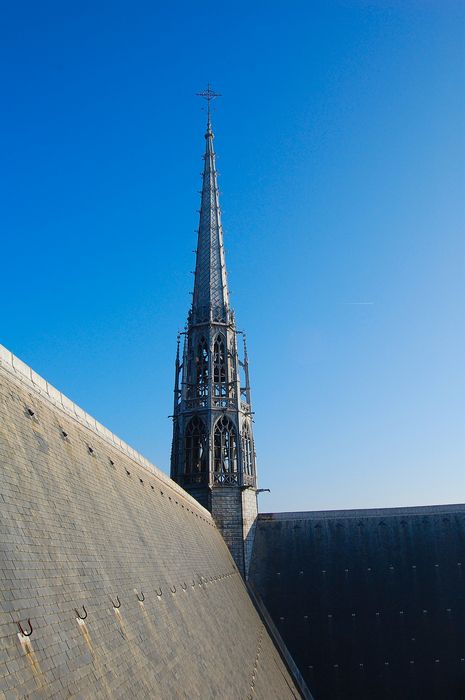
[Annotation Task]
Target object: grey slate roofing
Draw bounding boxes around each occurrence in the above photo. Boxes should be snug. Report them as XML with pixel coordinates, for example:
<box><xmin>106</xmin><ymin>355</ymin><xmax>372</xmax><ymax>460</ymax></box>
<box><xmin>0</xmin><ymin>346</ymin><xmax>300</xmax><ymax>699</ymax></box>
<box><xmin>249</xmin><ymin>504</ymin><xmax>465</xmax><ymax>700</ymax></box>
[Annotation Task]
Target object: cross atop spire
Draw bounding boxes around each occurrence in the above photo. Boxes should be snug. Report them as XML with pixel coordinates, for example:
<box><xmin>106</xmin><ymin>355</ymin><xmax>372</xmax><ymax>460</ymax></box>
<box><xmin>196</xmin><ymin>84</ymin><xmax>222</xmax><ymax>128</ymax></box>
<box><xmin>191</xmin><ymin>86</ymin><xmax>230</xmax><ymax>324</ymax></box>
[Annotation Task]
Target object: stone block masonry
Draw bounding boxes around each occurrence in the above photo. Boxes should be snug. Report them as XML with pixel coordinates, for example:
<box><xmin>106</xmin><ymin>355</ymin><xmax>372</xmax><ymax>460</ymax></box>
<box><xmin>242</xmin><ymin>488</ymin><xmax>258</xmax><ymax>579</ymax></box>
<box><xmin>0</xmin><ymin>344</ymin><xmax>299</xmax><ymax>699</ymax></box>
<box><xmin>211</xmin><ymin>488</ymin><xmax>245</xmax><ymax>574</ymax></box>
<box><xmin>210</xmin><ymin>486</ymin><xmax>258</xmax><ymax>579</ymax></box>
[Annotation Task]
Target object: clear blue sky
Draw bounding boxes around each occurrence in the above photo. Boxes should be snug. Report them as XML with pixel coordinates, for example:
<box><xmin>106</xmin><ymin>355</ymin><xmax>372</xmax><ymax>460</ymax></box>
<box><xmin>1</xmin><ymin>1</ymin><xmax>464</xmax><ymax>512</ymax></box>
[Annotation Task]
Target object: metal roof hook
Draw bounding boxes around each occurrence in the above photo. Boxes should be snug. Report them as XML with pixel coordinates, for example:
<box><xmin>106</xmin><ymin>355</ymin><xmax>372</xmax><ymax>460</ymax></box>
<box><xmin>111</xmin><ymin>596</ymin><xmax>121</xmax><ymax>609</ymax></box>
<box><xmin>18</xmin><ymin>619</ymin><xmax>33</xmax><ymax>637</ymax></box>
<box><xmin>74</xmin><ymin>606</ymin><xmax>87</xmax><ymax>620</ymax></box>
<box><xmin>181</xmin><ymin>582</ymin><xmax>187</xmax><ymax>591</ymax></box>
<box><xmin>156</xmin><ymin>587</ymin><xmax>162</xmax><ymax>597</ymax></box>
<box><xmin>136</xmin><ymin>592</ymin><xmax>145</xmax><ymax>602</ymax></box>
<box><xmin>170</xmin><ymin>585</ymin><xmax>176</xmax><ymax>594</ymax></box>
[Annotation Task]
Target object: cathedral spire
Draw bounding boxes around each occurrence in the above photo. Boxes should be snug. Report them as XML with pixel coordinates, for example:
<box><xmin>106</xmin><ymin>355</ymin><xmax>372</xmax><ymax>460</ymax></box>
<box><xmin>192</xmin><ymin>86</ymin><xmax>230</xmax><ymax>324</ymax></box>
<box><xmin>170</xmin><ymin>90</ymin><xmax>258</xmax><ymax>577</ymax></box>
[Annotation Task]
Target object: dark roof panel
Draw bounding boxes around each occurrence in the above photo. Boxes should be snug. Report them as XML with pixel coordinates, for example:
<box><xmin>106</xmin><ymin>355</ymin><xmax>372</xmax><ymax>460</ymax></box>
<box><xmin>250</xmin><ymin>505</ymin><xmax>465</xmax><ymax>700</ymax></box>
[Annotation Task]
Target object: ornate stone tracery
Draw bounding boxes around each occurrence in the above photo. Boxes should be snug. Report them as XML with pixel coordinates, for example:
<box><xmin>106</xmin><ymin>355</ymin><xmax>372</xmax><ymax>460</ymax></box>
<box><xmin>170</xmin><ymin>110</ymin><xmax>257</xmax><ymax>493</ymax></box>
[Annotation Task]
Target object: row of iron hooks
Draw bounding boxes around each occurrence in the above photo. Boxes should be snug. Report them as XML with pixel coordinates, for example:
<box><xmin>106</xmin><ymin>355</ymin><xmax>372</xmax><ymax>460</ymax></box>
<box><xmin>17</xmin><ymin>572</ymin><xmax>238</xmax><ymax>635</ymax></box>
<box><xmin>77</xmin><ymin>593</ymin><xmax>133</xmax><ymax>617</ymax></box>
<box><xmin>147</xmin><ymin>571</ymin><xmax>237</xmax><ymax>598</ymax></box>
<box><xmin>115</xmin><ymin>572</ymin><xmax>234</xmax><ymax>602</ymax></box>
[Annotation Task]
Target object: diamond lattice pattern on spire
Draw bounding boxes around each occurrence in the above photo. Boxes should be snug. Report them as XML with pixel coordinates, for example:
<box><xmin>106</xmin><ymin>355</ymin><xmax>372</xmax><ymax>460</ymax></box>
<box><xmin>192</xmin><ymin>119</ymin><xmax>230</xmax><ymax>323</ymax></box>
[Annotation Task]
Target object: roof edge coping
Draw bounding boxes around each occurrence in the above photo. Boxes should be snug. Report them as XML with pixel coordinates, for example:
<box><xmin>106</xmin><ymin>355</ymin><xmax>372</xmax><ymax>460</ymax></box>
<box><xmin>0</xmin><ymin>343</ymin><xmax>211</xmax><ymax>517</ymax></box>
<box><xmin>259</xmin><ymin>503</ymin><xmax>465</xmax><ymax>521</ymax></box>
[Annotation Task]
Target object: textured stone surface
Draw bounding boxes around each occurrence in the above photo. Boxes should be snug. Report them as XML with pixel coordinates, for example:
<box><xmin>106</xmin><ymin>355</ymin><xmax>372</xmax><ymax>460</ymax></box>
<box><xmin>242</xmin><ymin>489</ymin><xmax>258</xmax><ymax>578</ymax></box>
<box><xmin>250</xmin><ymin>506</ymin><xmax>465</xmax><ymax>700</ymax></box>
<box><xmin>211</xmin><ymin>488</ymin><xmax>245</xmax><ymax>575</ymax></box>
<box><xmin>0</xmin><ymin>348</ymin><xmax>299</xmax><ymax>699</ymax></box>
<box><xmin>210</xmin><ymin>487</ymin><xmax>257</xmax><ymax>578</ymax></box>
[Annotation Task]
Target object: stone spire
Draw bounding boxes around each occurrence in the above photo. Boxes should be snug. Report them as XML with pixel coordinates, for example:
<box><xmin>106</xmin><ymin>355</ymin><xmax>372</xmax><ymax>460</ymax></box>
<box><xmin>191</xmin><ymin>113</ymin><xmax>230</xmax><ymax>324</ymax></box>
<box><xmin>170</xmin><ymin>90</ymin><xmax>258</xmax><ymax>577</ymax></box>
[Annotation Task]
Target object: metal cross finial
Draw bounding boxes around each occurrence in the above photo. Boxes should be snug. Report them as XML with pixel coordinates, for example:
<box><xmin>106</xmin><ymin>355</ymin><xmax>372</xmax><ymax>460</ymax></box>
<box><xmin>196</xmin><ymin>84</ymin><xmax>221</xmax><ymax>122</ymax></box>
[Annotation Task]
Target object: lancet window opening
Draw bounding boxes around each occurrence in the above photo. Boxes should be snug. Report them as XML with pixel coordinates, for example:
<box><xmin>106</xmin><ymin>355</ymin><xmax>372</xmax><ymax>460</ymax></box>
<box><xmin>229</xmin><ymin>338</ymin><xmax>238</xmax><ymax>384</ymax></box>
<box><xmin>184</xmin><ymin>416</ymin><xmax>207</xmax><ymax>481</ymax></box>
<box><xmin>213</xmin><ymin>334</ymin><xmax>228</xmax><ymax>406</ymax></box>
<box><xmin>241</xmin><ymin>424</ymin><xmax>254</xmax><ymax>477</ymax></box>
<box><xmin>213</xmin><ymin>416</ymin><xmax>238</xmax><ymax>483</ymax></box>
<box><xmin>195</xmin><ymin>336</ymin><xmax>209</xmax><ymax>402</ymax></box>
<box><xmin>185</xmin><ymin>335</ymin><xmax>194</xmax><ymax>401</ymax></box>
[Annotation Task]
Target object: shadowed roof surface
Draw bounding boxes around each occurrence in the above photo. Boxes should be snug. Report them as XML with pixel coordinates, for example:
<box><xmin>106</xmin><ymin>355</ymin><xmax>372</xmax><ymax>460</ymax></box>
<box><xmin>250</xmin><ymin>505</ymin><xmax>465</xmax><ymax>700</ymax></box>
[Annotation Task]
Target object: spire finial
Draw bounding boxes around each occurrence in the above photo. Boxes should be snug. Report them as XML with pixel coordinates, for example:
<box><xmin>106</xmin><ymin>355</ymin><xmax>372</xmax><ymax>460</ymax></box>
<box><xmin>196</xmin><ymin>84</ymin><xmax>221</xmax><ymax>132</ymax></box>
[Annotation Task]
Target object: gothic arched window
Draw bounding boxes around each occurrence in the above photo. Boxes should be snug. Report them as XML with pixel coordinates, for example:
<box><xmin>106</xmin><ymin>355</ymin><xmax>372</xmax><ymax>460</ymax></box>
<box><xmin>184</xmin><ymin>416</ymin><xmax>207</xmax><ymax>480</ymax></box>
<box><xmin>195</xmin><ymin>337</ymin><xmax>209</xmax><ymax>401</ymax></box>
<box><xmin>241</xmin><ymin>424</ymin><xmax>254</xmax><ymax>476</ymax></box>
<box><xmin>213</xmin><ymin>416</ymin><xmax>237</xmax><ymax>482</ymax></box>
<box><xmin>213</xmin><ymin>334</ymin><xmax>227</xmax><ymax>405</ymax></box>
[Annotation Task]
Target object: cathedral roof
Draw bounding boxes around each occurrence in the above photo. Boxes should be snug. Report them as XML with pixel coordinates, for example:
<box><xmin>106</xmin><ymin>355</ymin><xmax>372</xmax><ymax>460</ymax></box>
<box><xmin>250</xmin><ymin>506</ymin><xmax>465</xmax><ymax>699</ymax></box>
<box><xmin>0</xmin><ymin>344</ymin><xmax>299</xmax><ymax>698</ymax></box>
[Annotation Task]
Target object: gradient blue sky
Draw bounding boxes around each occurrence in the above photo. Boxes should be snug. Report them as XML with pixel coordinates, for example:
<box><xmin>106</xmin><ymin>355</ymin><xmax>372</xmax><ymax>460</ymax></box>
<box><xmin>1</xmin><ymin>1</ymin><xmax>464</xmax><ymax>512</ymax></box>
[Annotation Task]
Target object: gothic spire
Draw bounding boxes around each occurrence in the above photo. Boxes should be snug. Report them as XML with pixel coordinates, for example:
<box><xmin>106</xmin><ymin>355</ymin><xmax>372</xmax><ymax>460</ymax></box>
<box><xmin>171</xmin><ymin>90</ymin><xmax>258</xmax><ymax>577</ymax></box>
<box><xmin>192</xmin><ymin>101</ymin><xmax>230</xmax><ymax>324</ymax></box>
